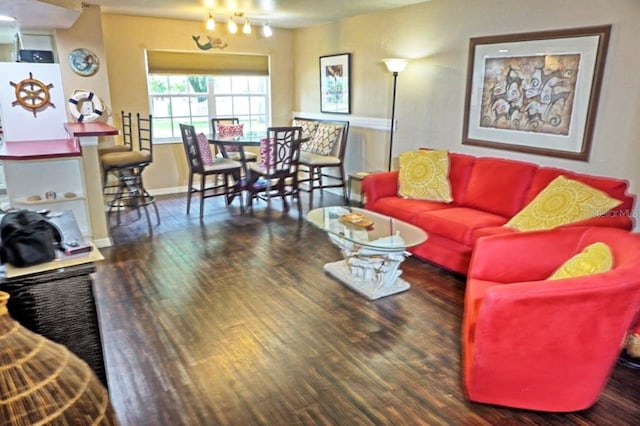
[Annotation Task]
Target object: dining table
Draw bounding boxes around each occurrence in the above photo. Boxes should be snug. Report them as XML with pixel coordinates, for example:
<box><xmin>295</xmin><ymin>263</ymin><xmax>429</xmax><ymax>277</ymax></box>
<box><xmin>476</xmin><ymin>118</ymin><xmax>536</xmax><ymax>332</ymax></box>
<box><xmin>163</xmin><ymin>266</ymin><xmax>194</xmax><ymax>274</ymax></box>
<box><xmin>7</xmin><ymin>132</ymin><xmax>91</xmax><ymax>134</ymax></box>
<box><xmin>208</xmin><ymin>132</ymin><xmax>264</xmax><ymax>175</ymax></box>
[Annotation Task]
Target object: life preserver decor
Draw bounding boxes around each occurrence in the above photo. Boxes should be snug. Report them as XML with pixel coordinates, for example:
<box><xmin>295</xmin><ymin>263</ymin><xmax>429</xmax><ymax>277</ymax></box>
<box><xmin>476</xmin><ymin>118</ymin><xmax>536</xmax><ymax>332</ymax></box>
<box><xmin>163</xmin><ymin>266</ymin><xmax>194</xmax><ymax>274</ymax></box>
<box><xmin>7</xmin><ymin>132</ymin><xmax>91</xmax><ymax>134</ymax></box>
<box><xmin>10</xmin><ymin>72</ymin><xmax>55</xmax><ymax>117</ymax></box>
<box><xmin>68</xmin><ymin>90</ymin><xmax>104</xmax><ymax>122</ymax></box>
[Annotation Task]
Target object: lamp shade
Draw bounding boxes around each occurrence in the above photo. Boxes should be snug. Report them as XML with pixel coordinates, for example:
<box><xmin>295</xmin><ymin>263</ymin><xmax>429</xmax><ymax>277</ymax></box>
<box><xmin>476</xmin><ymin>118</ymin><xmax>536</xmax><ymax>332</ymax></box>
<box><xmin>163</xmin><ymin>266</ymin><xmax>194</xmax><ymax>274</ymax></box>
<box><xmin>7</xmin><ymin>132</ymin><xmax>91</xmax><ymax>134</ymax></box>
<box><xmin>383</xmin><ymin>58</ymin><xmax>409</xmax><ymax>73</ymax></box>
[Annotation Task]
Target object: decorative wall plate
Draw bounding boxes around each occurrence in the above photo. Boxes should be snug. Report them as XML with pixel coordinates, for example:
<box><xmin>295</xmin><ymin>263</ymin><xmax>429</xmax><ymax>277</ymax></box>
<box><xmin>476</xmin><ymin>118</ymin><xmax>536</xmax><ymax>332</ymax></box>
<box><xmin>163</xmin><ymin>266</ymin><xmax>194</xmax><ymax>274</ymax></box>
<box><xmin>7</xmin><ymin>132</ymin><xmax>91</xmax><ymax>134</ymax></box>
<box><xmin>69</xmin><ymin>48</ymin><xmax>99</xmax><ymax>76</ymax></box>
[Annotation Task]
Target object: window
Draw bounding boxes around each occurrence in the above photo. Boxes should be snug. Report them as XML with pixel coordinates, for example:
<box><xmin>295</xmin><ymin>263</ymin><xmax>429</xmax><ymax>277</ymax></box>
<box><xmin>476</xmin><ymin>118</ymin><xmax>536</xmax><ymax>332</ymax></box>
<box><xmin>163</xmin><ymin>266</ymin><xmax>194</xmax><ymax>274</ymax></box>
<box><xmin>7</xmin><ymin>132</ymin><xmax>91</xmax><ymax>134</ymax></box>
<box><xmin>148</xmin><ymin>75</ymin><xmax>270</xmax><ymax>142</ymax></box>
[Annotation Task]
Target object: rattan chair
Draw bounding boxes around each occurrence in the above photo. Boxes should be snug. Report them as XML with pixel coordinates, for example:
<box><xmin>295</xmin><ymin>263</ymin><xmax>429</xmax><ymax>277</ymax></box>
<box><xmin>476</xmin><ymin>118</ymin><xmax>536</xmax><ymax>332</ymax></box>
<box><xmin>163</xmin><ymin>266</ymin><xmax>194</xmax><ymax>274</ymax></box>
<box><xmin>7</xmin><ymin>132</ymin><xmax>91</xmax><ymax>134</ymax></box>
<box><xmin>179</xmin><ymin>123</ymin><xmax>244</xmax><ymax>219</ymax></box>
<box><xmin>0</xmin><ymin>291</ymin><xmax>119</xmax><ymax>425</ymax></box>
<box><xmin>246</xmin><ymin>126</ymin><xmax>303</xmax><ymax>217</ymax></box>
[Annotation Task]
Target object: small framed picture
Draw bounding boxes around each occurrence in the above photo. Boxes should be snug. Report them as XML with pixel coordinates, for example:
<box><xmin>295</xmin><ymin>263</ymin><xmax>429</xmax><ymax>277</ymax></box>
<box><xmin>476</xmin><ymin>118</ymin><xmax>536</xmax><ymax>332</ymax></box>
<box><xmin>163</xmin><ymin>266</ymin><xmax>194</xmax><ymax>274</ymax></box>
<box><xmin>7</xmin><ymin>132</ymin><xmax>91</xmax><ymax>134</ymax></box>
<box><xmin>320</xmin><ymin>53</ymin><xmax>351</xmax><ymax>114</ymax></box>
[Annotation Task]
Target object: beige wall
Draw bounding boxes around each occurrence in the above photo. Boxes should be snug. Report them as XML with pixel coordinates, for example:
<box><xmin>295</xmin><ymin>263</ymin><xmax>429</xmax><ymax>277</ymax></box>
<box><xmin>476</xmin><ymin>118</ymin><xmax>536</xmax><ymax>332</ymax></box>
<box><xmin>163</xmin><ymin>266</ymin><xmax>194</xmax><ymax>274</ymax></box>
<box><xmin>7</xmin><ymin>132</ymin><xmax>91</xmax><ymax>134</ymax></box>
<box><xmin>99</xmin><ymin>13</ymin><xmax>294</xmax><ymax>192</ymax></box>
<box><xmin>293</xmin><ymin>0</ymin><xmax>640</xmax><ymax>209</ymax></box>
<box><xmin>55</xmin><ymin>6</ymin><xmax>112</xmax><ymax>243</ymax></box>
<box><xmin>56</xmin><ymin>5</ymin><xmax>112</xmax><ymax>123</ymax></box>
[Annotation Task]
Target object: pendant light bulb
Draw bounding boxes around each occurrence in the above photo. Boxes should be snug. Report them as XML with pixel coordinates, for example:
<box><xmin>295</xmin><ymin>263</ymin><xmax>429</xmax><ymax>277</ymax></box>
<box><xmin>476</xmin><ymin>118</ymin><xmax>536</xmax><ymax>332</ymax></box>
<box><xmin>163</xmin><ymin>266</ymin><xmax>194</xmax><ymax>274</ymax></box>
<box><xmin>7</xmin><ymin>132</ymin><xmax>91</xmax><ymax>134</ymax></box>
<box><xmin>206</xmin><ymin>13</ymin><xmax>215</xmax><ymax>31</ymax></box>
<box><xmin>228</xmin><ymin>16</ymin><xmax>238</xmax><ymax>34</ymax></box>
<box><xmin>263</xmin><ymin>22</ymin><xmax>273</xmax><ymax>38</ymax></box>
<box><xmin>243</xmin><ymin>18</ymin><xmax>251</xmax><ymax>34</ymax></box>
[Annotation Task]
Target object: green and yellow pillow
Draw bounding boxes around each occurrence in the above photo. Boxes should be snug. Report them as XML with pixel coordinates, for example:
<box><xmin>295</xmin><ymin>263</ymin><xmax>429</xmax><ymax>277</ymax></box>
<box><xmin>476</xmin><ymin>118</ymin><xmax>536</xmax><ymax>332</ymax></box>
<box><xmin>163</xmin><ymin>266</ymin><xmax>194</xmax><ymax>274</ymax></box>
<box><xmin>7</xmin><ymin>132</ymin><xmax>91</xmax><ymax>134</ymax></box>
<box><xmin>548</xmin><ymin>242</ymin><xmax>613</xmax><ymax>280</ymax></box>
<box><xmin>506</xmin><ymin>176</ymin><xmax>622</xmax><ymax>231</ymax></box>
<box><xmin>398</xmin><ymin>150</ymin><xmax>453</xmax><ymax>203</ymax></box>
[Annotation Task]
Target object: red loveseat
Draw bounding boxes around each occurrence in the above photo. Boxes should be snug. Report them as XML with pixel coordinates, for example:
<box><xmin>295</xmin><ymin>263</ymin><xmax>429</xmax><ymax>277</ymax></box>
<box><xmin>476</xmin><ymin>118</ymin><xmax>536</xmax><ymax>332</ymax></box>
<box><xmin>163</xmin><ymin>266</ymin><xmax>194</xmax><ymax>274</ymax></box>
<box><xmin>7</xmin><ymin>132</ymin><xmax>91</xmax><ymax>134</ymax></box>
<box><xmin>362</xmin><ymin>151</ymin><xmax>636</xmax><ymax>275</ymax></box>
<box><xmin>462</xmin><ymin>226</ymin><xmax>640</xmax><ymax>411</ymax></box>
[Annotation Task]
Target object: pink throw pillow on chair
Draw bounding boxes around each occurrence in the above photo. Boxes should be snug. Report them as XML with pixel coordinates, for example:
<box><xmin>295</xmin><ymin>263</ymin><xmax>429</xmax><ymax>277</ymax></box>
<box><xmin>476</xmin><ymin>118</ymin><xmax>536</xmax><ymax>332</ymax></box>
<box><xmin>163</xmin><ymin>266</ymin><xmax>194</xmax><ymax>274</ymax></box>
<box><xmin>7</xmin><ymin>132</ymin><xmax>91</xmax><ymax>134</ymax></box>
<box><xmin>260</xmin><ymin>137</ymin><xmax>276</xmax><ymax>170</ymax></box>
<box><xmin>217</xmin><ymin>124</ymin><xmax>244</xmax><ymax>152</ymax></box>
<box><xmin>197</xmin><ymin>132</ymin><xmax>213</xmax><ymax>165</ymax></box>
<box><xmin>217</xmin><ymin>123</ymin><xmax>244</xmax><ymax>137</ymax></box>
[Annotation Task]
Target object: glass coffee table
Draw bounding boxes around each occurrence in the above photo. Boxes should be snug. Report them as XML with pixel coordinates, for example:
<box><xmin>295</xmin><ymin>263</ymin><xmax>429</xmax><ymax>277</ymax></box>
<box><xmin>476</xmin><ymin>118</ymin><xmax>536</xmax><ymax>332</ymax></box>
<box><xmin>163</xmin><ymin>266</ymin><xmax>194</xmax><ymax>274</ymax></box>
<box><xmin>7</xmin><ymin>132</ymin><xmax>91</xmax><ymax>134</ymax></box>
<box><xmin>307</xmin><ymin>206</ymin><xmax>427</xmax><ymax>300</ymax></box>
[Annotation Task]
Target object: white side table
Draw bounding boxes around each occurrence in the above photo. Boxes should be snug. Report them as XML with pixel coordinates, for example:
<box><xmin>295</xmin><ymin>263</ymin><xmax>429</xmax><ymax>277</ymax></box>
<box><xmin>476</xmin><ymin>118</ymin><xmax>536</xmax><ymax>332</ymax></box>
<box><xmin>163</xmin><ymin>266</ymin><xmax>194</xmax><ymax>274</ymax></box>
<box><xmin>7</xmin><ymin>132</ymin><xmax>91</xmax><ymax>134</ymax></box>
<box><xmin>347</xmin><ymin>171</ymin><xmax>382</xmax><ymax>206</ymax></box>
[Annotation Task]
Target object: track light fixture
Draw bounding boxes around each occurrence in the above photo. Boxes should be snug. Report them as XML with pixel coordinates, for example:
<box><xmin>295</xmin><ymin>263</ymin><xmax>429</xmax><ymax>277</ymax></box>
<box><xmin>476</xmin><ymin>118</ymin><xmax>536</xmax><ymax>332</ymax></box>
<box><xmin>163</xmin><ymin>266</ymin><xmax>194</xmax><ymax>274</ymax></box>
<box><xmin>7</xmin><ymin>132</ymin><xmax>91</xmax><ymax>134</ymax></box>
<box><xmin>204</xmin><ymin>11</ymin><xmax>273</xmax><ymax>37</ymax></box>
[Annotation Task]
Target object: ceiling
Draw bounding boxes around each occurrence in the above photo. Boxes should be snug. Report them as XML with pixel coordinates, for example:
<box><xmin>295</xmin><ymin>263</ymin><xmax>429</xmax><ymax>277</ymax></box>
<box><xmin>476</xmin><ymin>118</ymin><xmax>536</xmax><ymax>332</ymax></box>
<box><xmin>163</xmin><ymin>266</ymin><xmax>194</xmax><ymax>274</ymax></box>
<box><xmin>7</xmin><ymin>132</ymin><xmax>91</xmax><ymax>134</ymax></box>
<box><xmin>0</xmin><ymin>0</ymin><xmax>430</xmax><ymax>44</ymax></box>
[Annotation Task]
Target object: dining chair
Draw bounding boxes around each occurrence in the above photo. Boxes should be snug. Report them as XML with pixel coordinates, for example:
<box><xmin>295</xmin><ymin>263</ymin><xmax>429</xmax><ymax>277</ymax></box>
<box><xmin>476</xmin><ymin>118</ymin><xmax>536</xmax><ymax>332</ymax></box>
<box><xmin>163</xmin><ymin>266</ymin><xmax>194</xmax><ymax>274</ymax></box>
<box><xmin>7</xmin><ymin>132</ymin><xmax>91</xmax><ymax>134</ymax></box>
<box><xmin>246</xmin><ymin>126</ymin><xmax>303</xmax><ymax>218</ymax></box>
<box><xmin>179</xmin><ymin>123</ymin><xmax>244</xmax><ymax>219</ymax></box>
<box><xmin>296</xmin><ymin>118</ymin><xmax>350</xmax><ymax>210</ymax></box>
<box><xmin>102</xmin><ymin>113</ymin><xmax>160</xmax><ymax>233</ymax></box>
<box><xmin>211</xmin><ymin>117</ymin><xmax>258</xmax><ymax>163</ymax></box>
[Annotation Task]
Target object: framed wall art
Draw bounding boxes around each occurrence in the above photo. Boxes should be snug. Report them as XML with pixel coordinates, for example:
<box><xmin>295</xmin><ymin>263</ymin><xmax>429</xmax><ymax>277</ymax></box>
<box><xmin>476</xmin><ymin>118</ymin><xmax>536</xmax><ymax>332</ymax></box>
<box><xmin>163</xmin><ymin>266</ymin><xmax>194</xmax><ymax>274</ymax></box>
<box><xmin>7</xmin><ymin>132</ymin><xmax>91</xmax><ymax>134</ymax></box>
<box><xmin>462</xmin><ymin>25</ymin><xmax>611</xmax><ymax>161</ymax></box>
<box><xmin>320</xmin><ymin>53</ymin><xmax>350</xmax><ymax>114</ymax></box>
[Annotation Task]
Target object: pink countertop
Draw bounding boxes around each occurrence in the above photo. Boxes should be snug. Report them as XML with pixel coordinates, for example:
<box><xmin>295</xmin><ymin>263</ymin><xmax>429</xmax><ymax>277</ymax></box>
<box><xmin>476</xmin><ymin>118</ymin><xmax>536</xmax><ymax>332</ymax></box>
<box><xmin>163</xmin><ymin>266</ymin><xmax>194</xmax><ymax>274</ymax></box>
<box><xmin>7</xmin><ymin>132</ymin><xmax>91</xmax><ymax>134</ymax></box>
<box><xmin>0</xmin><ymin>122</ymin><xmax>119</xmax><ymax>160</ymax></box>
<box><xmin>0</xmin><ymin>139</ymin><xmax>82</xmax><ymax>160</ymax></box>
<box><xmin>64</xmin><ymin>122</ymin><xmax>119</xmax><ymax>137</ymax></box>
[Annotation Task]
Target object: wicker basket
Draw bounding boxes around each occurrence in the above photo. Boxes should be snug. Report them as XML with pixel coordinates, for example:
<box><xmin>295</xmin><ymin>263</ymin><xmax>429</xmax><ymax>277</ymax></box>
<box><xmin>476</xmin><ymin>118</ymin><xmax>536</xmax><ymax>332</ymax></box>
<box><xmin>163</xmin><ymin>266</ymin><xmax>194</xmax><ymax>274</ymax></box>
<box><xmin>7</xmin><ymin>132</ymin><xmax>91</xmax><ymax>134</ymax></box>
<box><xmin>0</xmin><ymin>291</ymin><xmax>119</xmax><ymax>425</ymax></box>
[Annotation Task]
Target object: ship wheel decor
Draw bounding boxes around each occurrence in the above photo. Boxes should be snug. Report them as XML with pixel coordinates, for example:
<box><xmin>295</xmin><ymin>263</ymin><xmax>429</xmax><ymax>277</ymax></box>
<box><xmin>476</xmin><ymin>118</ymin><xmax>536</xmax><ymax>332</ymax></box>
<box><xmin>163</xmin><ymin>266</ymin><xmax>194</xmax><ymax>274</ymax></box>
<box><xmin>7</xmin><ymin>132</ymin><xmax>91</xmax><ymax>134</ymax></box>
<box><xmin>10</xmin><ymin>72</ymin><xmax>56</xmax><ymax>117</ymax></box>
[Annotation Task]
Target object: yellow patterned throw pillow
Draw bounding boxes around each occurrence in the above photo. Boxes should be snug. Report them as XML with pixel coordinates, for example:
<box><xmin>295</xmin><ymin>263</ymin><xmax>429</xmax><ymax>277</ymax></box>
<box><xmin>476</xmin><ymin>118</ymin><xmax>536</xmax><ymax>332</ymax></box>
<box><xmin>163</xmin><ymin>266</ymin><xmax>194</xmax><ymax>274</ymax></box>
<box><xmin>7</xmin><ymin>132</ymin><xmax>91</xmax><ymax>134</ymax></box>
<box><xmin>398</xmin><ymin>150</ymin><xmax>453</xmax><ymax>202</ymax></box>
<box><xmin>506</xmin><ymin>176</ymin><xmax>622</xmax><ymax>231</ymax></box>
<box><xmin>548</xmin><ymin>242</ymin><xmax>613</xmax><ymax>280</ymax></box>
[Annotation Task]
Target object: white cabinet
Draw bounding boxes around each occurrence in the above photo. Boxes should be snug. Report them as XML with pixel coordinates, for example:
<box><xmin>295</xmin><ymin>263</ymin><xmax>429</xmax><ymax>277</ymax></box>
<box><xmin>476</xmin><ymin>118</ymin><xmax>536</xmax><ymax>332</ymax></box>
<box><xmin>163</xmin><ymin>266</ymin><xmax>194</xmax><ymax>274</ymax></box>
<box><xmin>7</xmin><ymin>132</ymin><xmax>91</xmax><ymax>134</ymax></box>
<box><xmin>3</xmin><ymin>157</ymin><xmax>91</xmax><ymax>236</ymax></box>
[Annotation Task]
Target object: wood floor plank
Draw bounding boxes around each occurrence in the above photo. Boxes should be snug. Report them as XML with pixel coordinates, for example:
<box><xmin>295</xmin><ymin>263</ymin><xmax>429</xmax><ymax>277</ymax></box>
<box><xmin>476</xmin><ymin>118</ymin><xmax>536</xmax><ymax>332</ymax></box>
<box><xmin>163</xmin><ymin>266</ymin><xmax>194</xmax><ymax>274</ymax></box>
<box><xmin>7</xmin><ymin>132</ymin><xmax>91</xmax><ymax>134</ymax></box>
<box><xmin>94</xmin><ymin>193</ymin><xmax>640</xmax><ymax>425</ymax></box>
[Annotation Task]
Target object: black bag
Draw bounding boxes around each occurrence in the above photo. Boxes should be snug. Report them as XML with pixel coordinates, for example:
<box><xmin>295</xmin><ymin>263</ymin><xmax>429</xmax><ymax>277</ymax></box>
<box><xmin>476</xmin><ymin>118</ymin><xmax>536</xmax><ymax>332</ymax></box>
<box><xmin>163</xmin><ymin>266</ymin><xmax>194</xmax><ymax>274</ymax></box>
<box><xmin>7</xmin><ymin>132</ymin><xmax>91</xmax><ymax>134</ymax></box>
<box><xmin>0</xmin><ymin>210</ymin><xmax>62</xmax><ymax>267</ymax></box>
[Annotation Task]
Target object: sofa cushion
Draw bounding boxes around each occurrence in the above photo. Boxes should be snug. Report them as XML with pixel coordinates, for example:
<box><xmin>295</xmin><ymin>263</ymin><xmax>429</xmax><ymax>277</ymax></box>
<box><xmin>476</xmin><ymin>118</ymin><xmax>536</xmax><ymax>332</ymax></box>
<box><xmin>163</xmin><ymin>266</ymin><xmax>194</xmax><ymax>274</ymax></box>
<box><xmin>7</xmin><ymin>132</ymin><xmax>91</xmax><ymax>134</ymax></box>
<box><xmin>525</xmin><ymin>167</ymin><xmax>633</xmax><ymax>216</ymax></box>
<box><xmin>398</xmin><ymin>150</ymin><xmax>453</xmax><ymax>202</ymax></box>
<box><xmin>506</xmin><ymin>176</ymin><xmax>623</xmax><ymax>231</ymax></box>
<box><xmin>368</xmin><ymin>196</ymin><xmax>450</xmax><ymax>224</ymax></box>
<box><xmin>448</xmin><ymin>152</ymin><xmax>476</xmax><ymax>204</ymax></box>
<box><xmin>547</xmin><ymin>242</ymin><xmax>613</xmax><ymax>280</ymax></box>
<box><xmin>461</xmin><ymin>157</ymin><xmax>537</xmax><ymax>217</ymax></box>
<box><xmin>415</xmin><ymin>207</ymin><xmax>508</xmax><ymax>246</ymax></box>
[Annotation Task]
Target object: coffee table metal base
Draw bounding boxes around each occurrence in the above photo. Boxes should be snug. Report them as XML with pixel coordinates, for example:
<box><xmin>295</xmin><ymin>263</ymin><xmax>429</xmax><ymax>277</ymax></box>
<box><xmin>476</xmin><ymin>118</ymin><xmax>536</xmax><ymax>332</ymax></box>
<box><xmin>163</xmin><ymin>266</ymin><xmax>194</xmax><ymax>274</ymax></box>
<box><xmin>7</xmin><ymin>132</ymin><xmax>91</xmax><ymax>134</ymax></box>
<box><xmin>324</xmin><ymin>234</ymin><xmax>412</xmax><ymax>300</ymax></box>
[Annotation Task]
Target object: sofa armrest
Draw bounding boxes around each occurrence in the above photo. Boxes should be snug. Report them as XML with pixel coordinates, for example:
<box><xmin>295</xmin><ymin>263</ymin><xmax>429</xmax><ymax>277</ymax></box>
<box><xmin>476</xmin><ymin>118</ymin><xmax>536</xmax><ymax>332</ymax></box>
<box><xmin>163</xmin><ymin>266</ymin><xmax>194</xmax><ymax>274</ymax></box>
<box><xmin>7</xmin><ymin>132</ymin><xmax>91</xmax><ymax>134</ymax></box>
<box><xmin>565</xmin><ymin>215</ymin><xmax>633</xmax><ymax>230</ymax></box>
<box><xmin>468</xmin><ymin>227</ymin><xmax>619</xmax><ymax>283</ymax></box>
<box><xmin>362</xmin><ymin>171</ymin><xmax>398</xmax><ymax>208</ymax></box>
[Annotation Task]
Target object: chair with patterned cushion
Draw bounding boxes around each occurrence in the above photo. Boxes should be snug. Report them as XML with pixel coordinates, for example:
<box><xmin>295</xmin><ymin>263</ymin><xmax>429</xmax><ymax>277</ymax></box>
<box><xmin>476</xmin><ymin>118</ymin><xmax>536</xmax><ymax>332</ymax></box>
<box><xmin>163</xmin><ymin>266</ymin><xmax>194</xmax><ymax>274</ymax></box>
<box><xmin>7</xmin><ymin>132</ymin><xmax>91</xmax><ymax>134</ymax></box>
<box><xmin>295</xmin><ymin>118</ymin><xmax>350</xmax><ymax>210</ymax></box>
<box><xmin>179</xmin><ymin>123</ymin><xmax>244</xmax><ymax>219</ymax></box>
<box><xmin>211</xmin><ymin>117</ymin><xmax>259</xmax><ymax>164</ymax></box>
<box><xmin>246</xmin><ymin>126</ymin><xmax>303</xmax><ymax>218</ymax></box>
<box><xmin>102</xmin><ymin>113</ymin><xmax>160</xmax><ymax>233</ymax></box>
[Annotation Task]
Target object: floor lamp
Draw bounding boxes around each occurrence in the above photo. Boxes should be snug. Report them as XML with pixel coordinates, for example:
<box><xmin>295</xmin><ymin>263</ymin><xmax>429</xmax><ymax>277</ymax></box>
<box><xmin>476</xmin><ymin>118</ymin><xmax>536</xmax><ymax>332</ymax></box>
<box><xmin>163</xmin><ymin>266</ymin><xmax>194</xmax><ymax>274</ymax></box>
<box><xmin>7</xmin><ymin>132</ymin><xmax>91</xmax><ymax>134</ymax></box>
<box><xmin>383</xmin><ymin>58</ymin><xmax>408</xmax><ymax>171</ymax></box>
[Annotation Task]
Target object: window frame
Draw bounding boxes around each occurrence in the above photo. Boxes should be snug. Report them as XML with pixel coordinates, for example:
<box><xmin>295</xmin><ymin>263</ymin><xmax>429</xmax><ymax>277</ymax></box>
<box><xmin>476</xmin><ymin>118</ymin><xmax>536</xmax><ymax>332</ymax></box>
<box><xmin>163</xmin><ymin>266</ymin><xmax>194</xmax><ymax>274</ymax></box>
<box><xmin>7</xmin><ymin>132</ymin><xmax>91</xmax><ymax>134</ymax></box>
<box><xmin>147</xmin><ymin>74</ymin><xmax>271</xmax><ymax>144</ymax></box>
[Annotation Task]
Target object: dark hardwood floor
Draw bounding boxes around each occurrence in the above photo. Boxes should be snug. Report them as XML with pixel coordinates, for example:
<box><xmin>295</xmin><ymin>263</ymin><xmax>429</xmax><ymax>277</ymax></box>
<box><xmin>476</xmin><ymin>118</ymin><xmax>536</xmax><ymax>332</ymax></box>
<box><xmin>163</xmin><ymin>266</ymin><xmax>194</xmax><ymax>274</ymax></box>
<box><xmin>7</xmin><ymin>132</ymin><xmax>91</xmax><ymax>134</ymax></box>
<box><xmin>94</xmin><ymin>193</ymin><xmax>639</xmax><ymax>425</ymax></box>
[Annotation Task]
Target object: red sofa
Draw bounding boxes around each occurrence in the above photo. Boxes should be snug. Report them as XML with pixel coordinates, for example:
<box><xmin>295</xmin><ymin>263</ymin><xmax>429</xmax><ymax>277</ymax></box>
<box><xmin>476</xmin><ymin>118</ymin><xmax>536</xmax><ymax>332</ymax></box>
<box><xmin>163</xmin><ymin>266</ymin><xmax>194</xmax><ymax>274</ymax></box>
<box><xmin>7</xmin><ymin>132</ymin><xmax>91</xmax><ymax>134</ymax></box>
<box><xmin>362</xmin><ymin>151</ymin><xmax>636</xmax><ymax>274</ymax></box>
<box><xmin>463</xmin><ymin>226</ymin><xmax>640</xmax><ymax>411</ymax></box>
